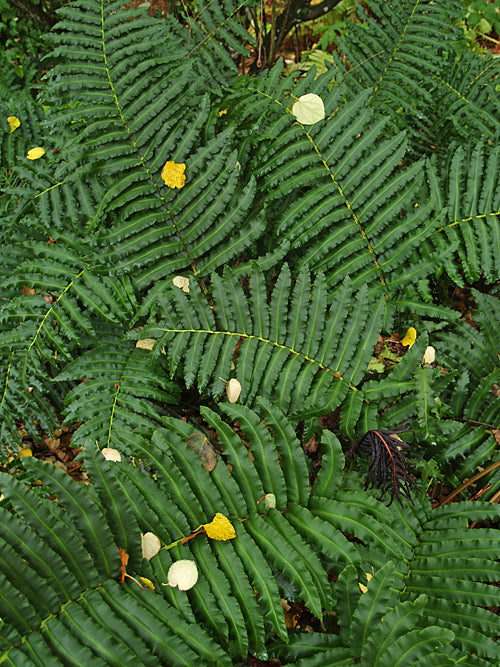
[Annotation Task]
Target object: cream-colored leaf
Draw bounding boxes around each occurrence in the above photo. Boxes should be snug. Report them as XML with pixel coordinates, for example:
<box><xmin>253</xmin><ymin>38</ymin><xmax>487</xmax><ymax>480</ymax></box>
<box><xmin>292</xmin><ymin>93</ymin><xmax>325</xmax><ymax>125</ymax></box>
<box><xmin>102</xmin><ymin>447</ymin><xmax>121</xmax><ymax>462</ymax></box>
<box><xmin>26</xmin><ymin>147</ymin><xmax>45</xmax><ymax>160</ymax></box>
<box><xmin>172</xmin><ymin>275</ymin><xmax>190</xmax><ymax>293</ymax></box>
<box><xmin>265</xmin><ymin>493</ymin><xmax>276</xmax><ymax>511</ymax></box>
<box><xmin>423</xmin><ymin>345</ymin><xmax>436</xmax><ymax>364</ymax></box>
<box><xmin>226</xmin><ymin>378</ymin><xmax>241</xmax><ymax>403</ymax></box>
<box><xmin>141</xmin><ymin>532</ymin><xmax>161</xmax><ymax>560</ymax></box>
<box><xmin>166</xmin><ymin>559</ymin><xmax>198</xmax><ymax>590</ymax></box>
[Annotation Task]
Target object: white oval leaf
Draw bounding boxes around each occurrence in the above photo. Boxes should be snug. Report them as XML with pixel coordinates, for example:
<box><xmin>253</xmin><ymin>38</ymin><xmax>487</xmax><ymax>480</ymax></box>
<box><xmin>167</xmin><ymin>559</ymin><xmax>198</xmax><ymax>590</ymax></box>
<box><xmin>141</xmin><ymin>532</ymin><xmax>161</xmax><ymax>560</ymax></box>
<box><xmin>226</xmin><ymin>378</ymin><xmax>241</xmax><ymax>403</ymax></box>
<box><xmin>423</xmin><ymin>346</ymin><xmax>436</xmax><ymax>365</ymax></box>
<box><xmin>292</xmin><ymin>94</ymin><xmax>325</xmax><ymax>125</ymax></box>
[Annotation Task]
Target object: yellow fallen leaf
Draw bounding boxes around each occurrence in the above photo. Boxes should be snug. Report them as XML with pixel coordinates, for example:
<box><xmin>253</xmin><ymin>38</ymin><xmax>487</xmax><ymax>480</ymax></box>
<box><xmin>161</xmin><ymin>161</ymin><xmax>186</xmax><ymax>189</ymax></box>
<box><xmin>136</xmin><ymin>338</ymin><xmax>156</xmax><ymax>351</ymax></box>
<box><xmin>18</xmin><ymin>448</ymin><xmax>33</xmax><ymax>457</ymax></box>
<box><xmin>203</xmin><ymin>513</ymin><xmax>236</xmax><ymax>541</ymax></box>
<box><xmin>7</xmin><ymin>116</ymin><xmax>20</xmax><ymax>133</ymax></box>
<box><xmin>139</xmin><ymin>576</ymin><xmax>155</xmax><ymax>591</ymax></box>
<box><xmin>358</xmin><ymin>582</ymin><xmax>368</xmax><ymax>594</ymax></box>
<box><xmin>218</xmin><ymin>109</ymin><xmax>228</xmax><ymax>116</ymax></box>
<box><xmin>26</xmin><ymin>147</ymin><xmax>45</xmax><ymax>160</ymax></box>
<box><xmin>401</xmin><ymin>327</ymin><xmax>417</xmax><ymax>348</ymax></box>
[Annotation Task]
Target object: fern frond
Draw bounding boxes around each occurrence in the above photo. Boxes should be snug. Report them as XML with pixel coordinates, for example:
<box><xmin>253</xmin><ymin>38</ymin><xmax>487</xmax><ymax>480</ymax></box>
<box><xmin>41</xmin><ymin>0</ymin><xmax>260</xmax><ymax>288</ymax></box>
<box><xmin>427</xmin><ymin>142</ymin><xmax>500</xmax><ymax>285</ymax></box>
<box><xmin>229</xmin><ymin>68</ymin><xmax>445</xmax><ymax>298</ymax></box>
<box><xmin>57</xmin><ymin>330</ymin><xmax>179</xmax><ymax>448</ymax></box>
<box><xmin>134</xmin><ymin>264</ymin><xmax>386</xmax><ymax>421</ymax></box>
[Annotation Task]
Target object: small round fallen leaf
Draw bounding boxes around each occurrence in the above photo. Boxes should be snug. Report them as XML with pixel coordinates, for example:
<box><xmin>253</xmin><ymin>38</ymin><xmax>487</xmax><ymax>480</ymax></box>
<box><xmin>7</xmin><ymin>116</ymin><xmax>20</xmax><ymax>133</ymax></box>
<box><xmin>401</xmin><ymin>327</ymin><xmax>417</xmax><ymax>348</ymax></box>
<box><xmin>141</xmin><ymin>532</ymin><xmax>161</xmax><ymax>560</ymax></box>
<box><xmin>166</xmin><ymin>559</ymin><xmax>198</xmax><ymax>591</ymax></box>
<box><xmin>26</xmin><ymin>147</ymin><xmax>45</xmax><ymax>160</ymax></box>
<box><xmin>422</xmin><ymin>345</ymin><xmax>436</xmax><ymax>365</ymax></box>
<box><xmin>226</xmin><ymin>378</ymin><xmax>241</xmax><ymax>403</ymax></box>
<box><xmin>102</xmin><ymin>447</ymin><xmax>121</xmax><ymax>462</ymax></box>
<box><xmin>292</xmin><ymin>93</ymin><xmax>325</xmax><ymax>125</ymax></box>
<box><xmin>172</xmin><ymin>275</ymin><xmax>190</xmax><ymax>293</ymax></box>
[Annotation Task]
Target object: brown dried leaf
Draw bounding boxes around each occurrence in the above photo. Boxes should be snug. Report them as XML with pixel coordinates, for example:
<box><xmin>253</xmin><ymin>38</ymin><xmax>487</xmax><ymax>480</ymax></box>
<box><xmin>185</xmin><ymin>431</ymin><xmax>217</xmax><ymax>471</ymax></box>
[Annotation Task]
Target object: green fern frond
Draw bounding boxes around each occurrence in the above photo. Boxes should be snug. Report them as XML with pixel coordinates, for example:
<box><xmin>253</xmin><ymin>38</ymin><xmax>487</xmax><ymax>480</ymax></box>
<box><xmin>229</xmin><ymin>67</ymin><xmax>445</xmax><ymax>298</ymax></box>
<box><xmin>133</xmin><ymin>263</ymin><xmax>386</xmax><ymax>420</ymax></box>
<box><xmin>56</xmin><ymin>330</ymin><xmax>179</xmax><ymax>448</ymax></box>
<box><xmin>1</xmin><ymin>401</ymin><xmax>498</xmax><ymax>664</ymax></box>
<box><xmin>427</xmin><ymin>142</ymin><xmax>500</xmax><ymax>285</ymax></box>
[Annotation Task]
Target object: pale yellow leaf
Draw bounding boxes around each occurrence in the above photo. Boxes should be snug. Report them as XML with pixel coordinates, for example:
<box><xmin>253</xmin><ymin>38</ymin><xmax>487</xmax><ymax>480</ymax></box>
<box><xmin>226</xmin><ymin>378</ymin><xmax>241</xmax><ymax>403</ymax></box>
<box><xmin>166</xmin><ymin>559</ymin><xmax>198</xmax><ymax>590</ymax></box>
<box><xmin>102</xmin><ymin>447</ymin><xmax>121</xmax><ymax>462</ymax></box>
<box><xmin>292</xmin><ymin>93</ymin><xmax>325</xmax><ymax>125</ymax></box>
<box><xmin>265</xmin><ymin>493</ymin><xmax>276</xmax><ymax>511</ymax></box>
<box><xmin>172</xmin><ymin>275</ymin><xmax>190</xmax><ymax>293</ymax></box>
<box><xmin>136</xmin><ymin>338</ymin><xmax>156</xmax><ymax>351</ymax></box>
<box><xmin>423</xmin><ymin>345</ymin><xmax>436</xmax><ymax>364</ymax></box>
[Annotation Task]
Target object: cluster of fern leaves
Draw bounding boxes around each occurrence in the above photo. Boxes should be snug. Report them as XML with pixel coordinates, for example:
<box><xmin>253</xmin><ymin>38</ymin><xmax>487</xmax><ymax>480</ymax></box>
<box><xmin>0</xmin><ymin>0</ymin><xmax>498</xmax><ymax>664</ymax></box>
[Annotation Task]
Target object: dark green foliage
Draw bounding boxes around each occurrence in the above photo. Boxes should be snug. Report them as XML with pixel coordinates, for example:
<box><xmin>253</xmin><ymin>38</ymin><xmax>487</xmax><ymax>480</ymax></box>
<box><xmin>0</xmin><ymin>0</ymin><xmax>499</xmax><ymax>663</ymax></box>
<box><xmin>0</xmin><ymin>407</ymin><xmax>498</xmax><ymax>664</ymax></box>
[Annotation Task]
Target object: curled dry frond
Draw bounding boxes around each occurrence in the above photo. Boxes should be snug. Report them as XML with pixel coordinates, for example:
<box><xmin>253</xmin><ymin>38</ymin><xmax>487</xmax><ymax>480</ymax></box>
<box><xmin>346</xmin><ymin>429</ymin><xmax>415</xmax><ymax>506</ymax></box>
